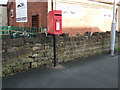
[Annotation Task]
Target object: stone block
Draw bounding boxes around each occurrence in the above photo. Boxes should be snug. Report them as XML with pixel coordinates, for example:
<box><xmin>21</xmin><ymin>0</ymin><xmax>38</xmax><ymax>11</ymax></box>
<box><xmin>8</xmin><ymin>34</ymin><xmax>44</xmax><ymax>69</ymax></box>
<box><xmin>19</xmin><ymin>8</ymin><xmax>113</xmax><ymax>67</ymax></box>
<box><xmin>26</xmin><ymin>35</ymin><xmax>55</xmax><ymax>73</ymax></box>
<box><xmin>2</xmin><ymin>35</ymin><xmax>11</xmax><ymax>41</ymax></box>
<box><xmin>13</xmin><ymin>64</ymin><xmax>23</xmax><ymax>73</ymax></box>
<box><xmin>23</xmin><ymin>63</ymin><xmax>30</xmax><ymax>70</ymax></box>
<box><xmin>19</xmin><ymin>55</ymin><xmax>34</xmax><ymax>63</ymax></box>
<box><xmin>45</xmin><ymin>59</ymin><xmax>53</xmax><ymax>65</ymax></box>
<box><xmin>11</xmin><ymin>38</ymin><xmax>25</xmax><ymax>47</ymax></box>
<box><xmin>57</xmin><ymin>57</ymin><xmax>64</xmax><ymax>63</ymax></box>
<box><xmin>31</xmin><ymin>62</ymin><xmax>38</xmax><ymax>68</ymax></box>
<box><xmin>37</xmin><ymin>61</ymin><xmax>45</xmax><ymax>67</ymax></box>
<box><xmin>29</xmin><ymin>38</ymin><xmax>40</xmax><ymax>44</ymax></box>
<box><xmin>33</xmin><ymin>46</ymin><xmax>39</xmax><ymax>51</ymax></box>
<box><xmin>2</xmin><ymin>66</ymin><xmax>13</xmax><ymax>76</ymax></box>
<box><xmin>92</xmin><ymin>32</ymin><xmax>100</xmax><ymax>36</ymax></box>
<box><xmin>23</xmin><ymin>37</ymin><xmax>31</xmax><ymax>43</ymax></box>
<box><xmin>84</xmin><ymin>32</ymin><xmax>91</xmax><ymax>37</ymax></box>
<box><xmin>99</xmin><ymin>32</ymin><xmax>106</xmax><ymax>38</ymax></box>
<box><xmin>59</xmin><ymin>33</ymin><xmax>69</xmax><ymax>38</ymax></box>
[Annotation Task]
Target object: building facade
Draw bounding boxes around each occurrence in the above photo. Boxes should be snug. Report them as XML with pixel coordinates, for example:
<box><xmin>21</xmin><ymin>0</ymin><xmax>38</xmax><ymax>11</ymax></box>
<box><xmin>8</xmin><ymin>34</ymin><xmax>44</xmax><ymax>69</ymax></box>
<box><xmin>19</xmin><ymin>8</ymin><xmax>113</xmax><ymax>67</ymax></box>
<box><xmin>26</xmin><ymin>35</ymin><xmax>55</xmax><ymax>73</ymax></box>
<box><xmin>0</xmin><ymin>4</ymin><xmax>8</xmax><ymax>26</ymax></box>
<box><xmin>55</xmin><ymin>0</ymin><xmax>119</xmax><ymax>36</ymax></box>
<box><xmin>7</xmin><ymin>0</ymin><xmax>48</xmax><ymax>29</ymax></box>
<box><xmin>7</xmin><ymin>0</ymin><xmax>119</xmax><ymax>36</ymax></box>
<box><xmin>118</xmin><ymin>1</ymin><xmax>120</xmax><ymax>31</ymax></box>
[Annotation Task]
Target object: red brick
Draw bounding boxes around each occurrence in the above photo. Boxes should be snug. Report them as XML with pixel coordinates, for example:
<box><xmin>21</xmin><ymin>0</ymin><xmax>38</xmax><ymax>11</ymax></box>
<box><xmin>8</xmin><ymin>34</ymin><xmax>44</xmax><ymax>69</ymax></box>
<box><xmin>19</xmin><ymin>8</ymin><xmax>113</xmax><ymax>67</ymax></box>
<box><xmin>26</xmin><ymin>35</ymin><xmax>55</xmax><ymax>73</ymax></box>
<box><xmin>7</xmin><ymin>1</ymin><xmax>48</xmax><ymax>28</ymax></box>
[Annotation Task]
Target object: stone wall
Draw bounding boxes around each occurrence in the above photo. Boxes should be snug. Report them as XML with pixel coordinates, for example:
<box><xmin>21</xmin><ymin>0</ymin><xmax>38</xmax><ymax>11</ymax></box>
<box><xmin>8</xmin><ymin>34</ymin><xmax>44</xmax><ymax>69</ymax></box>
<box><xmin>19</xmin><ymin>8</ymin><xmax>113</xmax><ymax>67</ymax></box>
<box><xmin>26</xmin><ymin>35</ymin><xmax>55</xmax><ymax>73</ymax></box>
<box><xmin>2</xmin><ymin>32</ymin><xmax>120</xmax><ymax>77</ymax></box>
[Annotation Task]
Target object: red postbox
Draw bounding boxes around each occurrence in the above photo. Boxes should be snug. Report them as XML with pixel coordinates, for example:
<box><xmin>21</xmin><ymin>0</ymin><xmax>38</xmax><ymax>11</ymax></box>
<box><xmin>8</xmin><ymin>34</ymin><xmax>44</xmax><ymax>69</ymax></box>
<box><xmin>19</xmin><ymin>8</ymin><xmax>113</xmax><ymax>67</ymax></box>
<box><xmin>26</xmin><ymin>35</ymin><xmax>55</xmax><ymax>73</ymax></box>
<box><xmin>47</xmin><ymin>10</ymin><xmax>62</xmax><ymax>35</ymax></box>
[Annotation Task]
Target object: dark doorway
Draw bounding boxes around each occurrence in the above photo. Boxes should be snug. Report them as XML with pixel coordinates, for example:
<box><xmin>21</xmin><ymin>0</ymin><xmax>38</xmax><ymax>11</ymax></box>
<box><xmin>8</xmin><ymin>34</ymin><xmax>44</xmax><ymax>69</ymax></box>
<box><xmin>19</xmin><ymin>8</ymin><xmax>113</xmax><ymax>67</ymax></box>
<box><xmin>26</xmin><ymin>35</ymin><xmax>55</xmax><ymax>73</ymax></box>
<box><xmin>32</xmin><ymin>15</ymin><xmax>39</xmax><ymax>28</ymax></box>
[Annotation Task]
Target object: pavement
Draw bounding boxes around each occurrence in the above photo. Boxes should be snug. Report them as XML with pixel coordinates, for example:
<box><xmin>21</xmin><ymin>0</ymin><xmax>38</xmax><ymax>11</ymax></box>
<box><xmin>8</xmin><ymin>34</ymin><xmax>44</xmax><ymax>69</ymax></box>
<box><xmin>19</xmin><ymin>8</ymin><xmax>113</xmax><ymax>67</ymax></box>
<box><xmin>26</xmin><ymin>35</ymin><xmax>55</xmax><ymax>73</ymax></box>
<box><xmin>2</xmin><ymin>53</ymin><xmax>119</xmax><ymax>88</ymax></box>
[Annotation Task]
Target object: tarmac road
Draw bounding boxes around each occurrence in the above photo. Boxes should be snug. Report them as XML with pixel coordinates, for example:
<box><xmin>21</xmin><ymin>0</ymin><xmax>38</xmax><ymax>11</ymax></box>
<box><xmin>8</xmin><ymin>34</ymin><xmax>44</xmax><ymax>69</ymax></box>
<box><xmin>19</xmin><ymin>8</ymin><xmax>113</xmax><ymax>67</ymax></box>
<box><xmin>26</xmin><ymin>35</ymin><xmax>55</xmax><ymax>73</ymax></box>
<box><xmin>2</xmin><ymin>53</ymin><xmax>119</xmax><ymax>88</ymax></box>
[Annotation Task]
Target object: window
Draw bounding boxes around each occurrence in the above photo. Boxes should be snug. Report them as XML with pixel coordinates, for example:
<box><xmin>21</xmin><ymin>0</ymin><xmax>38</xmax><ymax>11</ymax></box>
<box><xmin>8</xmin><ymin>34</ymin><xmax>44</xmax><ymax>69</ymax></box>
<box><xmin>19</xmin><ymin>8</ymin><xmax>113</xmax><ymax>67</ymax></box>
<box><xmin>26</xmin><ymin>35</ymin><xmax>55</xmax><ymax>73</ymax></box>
<box><xmin>32</xmin><ymin>15</ymin><xmax>39</xmax><ymax>28</ymax></box>
<box><xmin>10</xmin><ymin>9</ymin><xmax>14</xmax><ymax>18</ymax></box>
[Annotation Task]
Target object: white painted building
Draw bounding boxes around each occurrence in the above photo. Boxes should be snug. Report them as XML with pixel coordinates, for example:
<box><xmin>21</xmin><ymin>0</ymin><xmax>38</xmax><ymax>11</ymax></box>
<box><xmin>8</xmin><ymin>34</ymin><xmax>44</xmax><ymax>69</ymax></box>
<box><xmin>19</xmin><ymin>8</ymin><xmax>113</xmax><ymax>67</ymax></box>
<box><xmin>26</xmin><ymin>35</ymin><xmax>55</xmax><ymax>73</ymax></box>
<box><xmin>118</xmin><ymin>1</ymin><xmax>120</xmax><ymax>31</ymax></box>
<box><xmin>0</xmin><ymin>4</ymin><xmax>8</xmax><ymax>26</ymax></box>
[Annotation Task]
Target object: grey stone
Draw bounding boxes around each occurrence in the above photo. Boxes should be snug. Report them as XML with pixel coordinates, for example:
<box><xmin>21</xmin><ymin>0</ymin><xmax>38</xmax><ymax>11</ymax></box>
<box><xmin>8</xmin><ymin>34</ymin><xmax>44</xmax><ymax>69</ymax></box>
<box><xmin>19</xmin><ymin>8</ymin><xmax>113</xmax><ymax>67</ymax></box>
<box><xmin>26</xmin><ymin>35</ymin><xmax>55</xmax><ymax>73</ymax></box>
<box><xmin>31</xmin><ymin>62</ymin><xmax>38</xmax><ymax>68</ymax></box>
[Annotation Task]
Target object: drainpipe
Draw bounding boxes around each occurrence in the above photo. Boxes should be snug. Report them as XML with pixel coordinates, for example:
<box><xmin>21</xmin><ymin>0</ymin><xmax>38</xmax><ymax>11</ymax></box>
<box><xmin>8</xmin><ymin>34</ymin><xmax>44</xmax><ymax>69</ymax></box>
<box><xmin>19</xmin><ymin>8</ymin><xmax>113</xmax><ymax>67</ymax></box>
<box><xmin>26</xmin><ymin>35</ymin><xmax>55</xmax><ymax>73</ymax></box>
<box><xmin>53</xmin><ymin>0</ymin><xmax>56</xmax><ymax>10</ymax></box>
<box><xmin>51</xmin><ymin>0</ymin><xmax>53</xmax><ymax>10</ymax></box>
<box><xmin>109</xmin><ymin>0</ymin><xmax>116</xmax><ymax>56</ymax></box>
